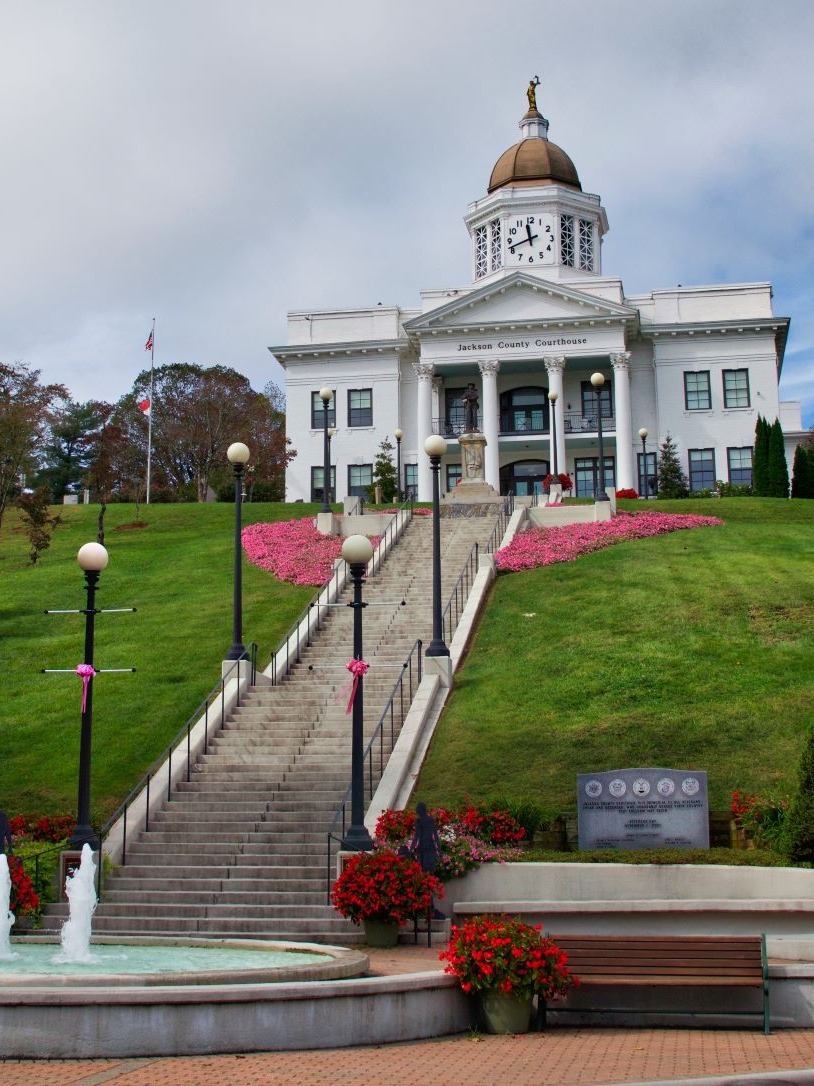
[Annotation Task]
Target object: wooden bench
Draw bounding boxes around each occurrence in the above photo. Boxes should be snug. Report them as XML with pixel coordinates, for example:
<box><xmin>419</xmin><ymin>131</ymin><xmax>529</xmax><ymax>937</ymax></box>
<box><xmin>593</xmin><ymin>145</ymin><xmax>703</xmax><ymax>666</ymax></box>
<box><xmin>543</xmin><ymin>933</ymin><xmax>770</xmax><ymax>1033</ymax></box>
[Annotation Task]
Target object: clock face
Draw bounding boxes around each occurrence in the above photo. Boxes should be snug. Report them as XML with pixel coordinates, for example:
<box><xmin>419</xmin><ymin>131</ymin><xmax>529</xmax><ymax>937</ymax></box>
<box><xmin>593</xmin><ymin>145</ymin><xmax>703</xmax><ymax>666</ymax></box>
<box><xmin>506</xmin><ymin>213</ymin><xmax>556</xmax><ymax>266</ymax></box>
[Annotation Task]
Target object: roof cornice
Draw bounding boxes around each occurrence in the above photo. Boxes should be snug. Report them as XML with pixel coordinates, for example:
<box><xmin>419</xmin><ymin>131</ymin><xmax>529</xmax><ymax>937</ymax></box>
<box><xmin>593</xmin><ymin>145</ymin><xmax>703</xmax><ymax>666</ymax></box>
<box><xmin>269</xmin><ymin>338</ymin><xmax>409</xmax><ymax>366</ymax></box>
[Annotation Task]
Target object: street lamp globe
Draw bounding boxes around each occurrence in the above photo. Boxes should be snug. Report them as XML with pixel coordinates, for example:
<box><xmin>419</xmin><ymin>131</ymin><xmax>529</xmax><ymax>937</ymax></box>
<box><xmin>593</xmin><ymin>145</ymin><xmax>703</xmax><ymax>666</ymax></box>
<box><xmin>319</xmin><ymin>387</ymin><xmax>332</xmax><ymax>404</ymax></box>
<box><xmin>77</xmin><ymin>542</ymin><xmax>109</xmax><ymax>572</ymax></box>
<box><xmin>638</xmin><ymin>427</ymin><xmax>648</xmax><ymax>440</ymax></box>
<box><xmin>342</xmin><ymin>534</ymin><xmax>374</xmax><ymax>567</ymax></box>
<box><xmin>227</xmin><ymin>442</ymin><xmax>250</xmax><ymax>466</ymax></box>
<box><xmin>548</xmin><ymin>390</ymin><xmax>558</xmax><ymax>403</ymax></box>
<box><xmin>394</xmin><ymin>428</ymin><xmax>403</xmax><ymax>441</ymax></box>
<box><xmin>590</xmin><ymin>372</ymin><xmax>605</xmax><ymax>389</ymax></box>
<box><xmin>424</xmin><ymin>434</ymin><xmax>447</xmax><ymax>458</ymax></box>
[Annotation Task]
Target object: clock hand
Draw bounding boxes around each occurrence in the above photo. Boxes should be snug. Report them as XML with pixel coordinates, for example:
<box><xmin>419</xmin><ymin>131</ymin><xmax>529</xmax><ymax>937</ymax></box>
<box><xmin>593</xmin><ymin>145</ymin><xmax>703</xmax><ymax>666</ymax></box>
<box><xmin>525</xmin><ymin>224</ymin><xmax>538</xmax><ymax>245</ymax></box>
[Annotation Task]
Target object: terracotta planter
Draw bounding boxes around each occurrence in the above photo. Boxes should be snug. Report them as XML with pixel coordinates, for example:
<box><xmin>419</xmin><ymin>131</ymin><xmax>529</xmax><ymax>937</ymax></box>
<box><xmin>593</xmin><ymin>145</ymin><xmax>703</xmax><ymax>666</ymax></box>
<box><xmin>363</xmin><ymin>918</ymin><xmax>400</xmax><ymax>948</ymax></box>
<box><xmin>479</xmin><ymin>989</ymin><xmax>534</xmax><ymax>1034</ymax></box>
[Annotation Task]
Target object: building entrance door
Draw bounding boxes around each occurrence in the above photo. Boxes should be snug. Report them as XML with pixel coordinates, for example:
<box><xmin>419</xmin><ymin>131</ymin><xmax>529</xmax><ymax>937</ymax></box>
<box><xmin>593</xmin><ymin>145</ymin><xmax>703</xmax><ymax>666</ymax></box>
<box><xmin>500</xmin><ymin>459</ymin><xmax>549</xmax><ymax>497</ymax></box>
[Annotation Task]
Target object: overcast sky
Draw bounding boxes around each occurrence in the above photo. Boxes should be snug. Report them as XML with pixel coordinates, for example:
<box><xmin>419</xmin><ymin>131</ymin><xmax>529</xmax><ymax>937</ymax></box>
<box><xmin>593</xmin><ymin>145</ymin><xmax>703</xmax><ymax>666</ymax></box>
<box><xmin>2</xmin><ymin>0</ymin><xmax>812</xmax><ymax>426</ymax></box>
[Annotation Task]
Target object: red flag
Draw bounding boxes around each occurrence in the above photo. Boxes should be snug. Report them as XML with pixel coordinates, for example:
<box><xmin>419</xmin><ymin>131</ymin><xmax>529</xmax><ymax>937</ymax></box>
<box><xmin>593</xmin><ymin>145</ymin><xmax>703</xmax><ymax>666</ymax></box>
<box><xmin>138</xmin><ymin>398</ymin><xmax>151</xmax><ymax>415</ymax></box>
<box><xmin>144</xmin><ymin>330</ymin><xmax>154</xmax><ymax>351</ymax></box>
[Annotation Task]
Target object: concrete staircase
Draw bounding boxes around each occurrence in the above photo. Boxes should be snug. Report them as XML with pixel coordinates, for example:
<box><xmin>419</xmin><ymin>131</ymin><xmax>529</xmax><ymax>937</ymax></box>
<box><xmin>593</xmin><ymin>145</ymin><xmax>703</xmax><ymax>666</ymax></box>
<box><xmin>40</xmin><ymin>512</ymin><xmax>500</xmax><ymax>943</ymax></box>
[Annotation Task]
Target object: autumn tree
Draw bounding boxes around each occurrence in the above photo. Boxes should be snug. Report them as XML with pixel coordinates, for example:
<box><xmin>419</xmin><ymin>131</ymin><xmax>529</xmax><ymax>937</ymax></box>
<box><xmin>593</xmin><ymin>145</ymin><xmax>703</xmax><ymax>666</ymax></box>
<box><xmin>0</xmin><ymin>362</ymin><xmax>67</xmax><ymax>529</ymax></box>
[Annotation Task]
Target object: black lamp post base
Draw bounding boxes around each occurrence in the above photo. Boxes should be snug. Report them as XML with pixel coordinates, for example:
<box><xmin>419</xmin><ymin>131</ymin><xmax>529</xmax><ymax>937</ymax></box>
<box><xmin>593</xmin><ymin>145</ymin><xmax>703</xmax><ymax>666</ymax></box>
<box><xmin>425</xmin><ymin>640</ymin><xmax>450</xmax><ymax>657</ymax></box>
<box><xmin>68</xmin><ymin>826</ymin><xmax>99</xmax><ymax>851</ymax></box>
<box><xmin>225</xmin><ymin>643</ymin><xmax>247</xmax><ymax>660</ymax></box>
<box><xmin>341</xmin><ymin>824</ymin><xmax>374</xmax><ymax>852</ymax></box>
<box><xmin>595</xmin><ymin>492</ymin><xmax>611</xmax><ymax>502</ymax></box>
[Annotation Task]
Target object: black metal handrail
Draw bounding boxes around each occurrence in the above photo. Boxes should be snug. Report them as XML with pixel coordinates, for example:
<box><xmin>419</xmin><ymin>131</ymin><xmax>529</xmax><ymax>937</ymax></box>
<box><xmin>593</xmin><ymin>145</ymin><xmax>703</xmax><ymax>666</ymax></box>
<box><xmin>484</xmin><ymin>494</ymin><xmax>514</xmax><ymax>555</ymax></box>
<box><xmin>563</xmin><ymin>411</ymin><xmax>615</xmax><ymax>434</ymax></box>
<box><xmin>325</xmin><ymin>638</ymin><xmax>423</xmax><ymax>897</ymax></box>
<box><xmin>368</xmin><ymin>500</ymin><xmax>412</xmax><ymax>578</ymax></box>
<box><xmin>100</xmin><ymin>644</ymin><xmax>257</xmax><ymax>867</ymax></box>
<box><xmin>441</xmin><ymin>543</ymin><xmax>479</xmax><ymax>646</ymax></box>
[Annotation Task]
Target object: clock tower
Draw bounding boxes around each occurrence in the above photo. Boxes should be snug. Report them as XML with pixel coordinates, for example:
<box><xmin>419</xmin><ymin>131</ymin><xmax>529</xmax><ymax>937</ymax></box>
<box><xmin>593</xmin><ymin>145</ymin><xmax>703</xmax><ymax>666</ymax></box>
<box><xmin>464</xmin><ymin>84</ymin><xmax>609</xmax><ymax>284</ymax></box>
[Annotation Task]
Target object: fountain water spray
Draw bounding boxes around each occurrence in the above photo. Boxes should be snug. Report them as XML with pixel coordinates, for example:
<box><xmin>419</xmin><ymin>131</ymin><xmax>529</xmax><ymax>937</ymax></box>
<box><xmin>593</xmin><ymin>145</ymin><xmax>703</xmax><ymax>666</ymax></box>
<box><xmin>56</xmin><ymin>843</ymin><xmax>97</xmax><ymax>963</ymax></box>
<box><xmin>0</xmin><ymin>855</ymin><xmax>16</xmax><ymax>960</ymax></box>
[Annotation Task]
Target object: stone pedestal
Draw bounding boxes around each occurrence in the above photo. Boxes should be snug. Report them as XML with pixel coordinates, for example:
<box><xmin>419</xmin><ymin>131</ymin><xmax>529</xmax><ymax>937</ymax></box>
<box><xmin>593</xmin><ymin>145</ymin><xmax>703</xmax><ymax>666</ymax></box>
<box><xmin>444</xmin><ymin>432</ymin><xmax>501</xmax><ymax>506</ymax></box>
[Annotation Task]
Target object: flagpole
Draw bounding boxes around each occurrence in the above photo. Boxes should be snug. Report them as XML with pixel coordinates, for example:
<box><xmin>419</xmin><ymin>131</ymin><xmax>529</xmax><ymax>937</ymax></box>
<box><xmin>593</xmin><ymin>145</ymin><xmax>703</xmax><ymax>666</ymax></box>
<box><xmin>146</xmin><ymin>318</ymin><xmax>155</xmax><ymax>505</ymax></box>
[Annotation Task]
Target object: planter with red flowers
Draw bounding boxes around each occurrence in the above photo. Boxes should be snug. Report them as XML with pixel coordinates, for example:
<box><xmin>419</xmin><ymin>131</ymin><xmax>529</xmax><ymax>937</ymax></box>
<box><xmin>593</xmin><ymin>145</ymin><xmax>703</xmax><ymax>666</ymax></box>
<box><xmin>331</xmin><ymin>849</ymin><xmax>443</xmax><ymax>948</ymax></box>
<box><xmin>440</xmin><ymin>913</ymin><xmax>576</xmax><ymax>1033</ymax></box>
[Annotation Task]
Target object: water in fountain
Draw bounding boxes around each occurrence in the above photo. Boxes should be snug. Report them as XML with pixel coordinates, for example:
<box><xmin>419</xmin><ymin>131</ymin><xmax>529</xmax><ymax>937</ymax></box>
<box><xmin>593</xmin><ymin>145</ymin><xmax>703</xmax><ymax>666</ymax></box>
<box><xmin>55</xmin><ymin>843</ymin><xmax>97</xmax><ymax>964</ymax></box>
<box><xmin>0</xmin><ymin>855</ymin><xmax>17</xmax><ymax>960</ymax></box>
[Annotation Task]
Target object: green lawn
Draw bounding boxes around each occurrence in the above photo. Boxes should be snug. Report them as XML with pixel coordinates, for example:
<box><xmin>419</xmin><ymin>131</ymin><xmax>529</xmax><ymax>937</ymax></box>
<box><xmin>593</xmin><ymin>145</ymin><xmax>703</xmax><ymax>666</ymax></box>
<box><xmin>4</xmin><ymin>496</ymin><xmax>814</xmax><ymax>832</ymax></box>
<box><xmin>1</xmin><ymin>502</ymin><xmax>318</xmax><ymax>819</ymax></box>
<box><xmin>414</xmin><ymin>498</ymin><xmax>814</xmax><ymax>816</ymax></box>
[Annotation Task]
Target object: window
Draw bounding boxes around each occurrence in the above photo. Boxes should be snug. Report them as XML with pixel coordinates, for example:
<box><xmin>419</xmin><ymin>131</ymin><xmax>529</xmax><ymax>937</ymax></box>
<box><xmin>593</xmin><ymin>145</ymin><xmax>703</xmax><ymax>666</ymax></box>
<box><xmin>348</xmin><ymin>388</ymin><xmax>372</xmax><ymax>427</ymax></box>
<box><xmin>475</xmin><ymin>218</ymin><xmax>503</xmax><ymax>279</ymax></box>
<box><xmin>637</xmin><ymin>451</ymin><xmax>658</xmax><ymax>498</ymax></box>
<box><xmin>311</xmin><ymin>390</ymin><xmax>335</xmax><ymax>429</ymax></box>
<box><xmin>404</xmin><ymin>463</ymin><xmax>418</xmax><ymax>500</ymax></box>
<box><xmin>580</xmin><ymin>381</ymin><xmax>613</xmax><ymax>425</ymax></box>
<box><xmin>688</xmin><ymin>448</ymin><xmax>715</xmax><ymax>492</ymax></box>
<box><xmin>446</xmin><ymin>463</ymin><xmax>462</xmax><ymax>491</ymax></box>
<box><xmin>684</xmin><ymin>371</ymin><xmax>711</xmax><ymax>411</ymax></box>
<box><xmin>347</xmin><ymin>464</ymin><xmax>372</xmax><ymax>498</ymax></box>
<box><xmin>723</xmin><ymin>369</ymin><xmax>750</xmax><ymax>409</ymax></box>
<box><xmin>574</xmin><ymin>456</ymin><xmax>615</xmax><ymax>498</ymax></box>
<box><xmin>727</xmin><ymin>447</ymin><xmax>753</xmax><ymax>486</ymax></box>
<box><xmin>444</xmin><ymin>388</ymin><xmax>468</xmax><ymax>435</ymax></box>
<box><xmin>578</xmin><ymin>219</ymin><xmax>594</xmax><ymax>271</ymax></box>
<box><xmin>310</xmin><ymin>466</ymin><xmax>336</xmax><ymax>503</ymax></box>
<box><xmin>499</xmin><ymin>386</ymin><xmax>547</xmax><ymax>433</ymax></box>
<box><xmin>560</xmin><ymin>214</ymin><xmax>575</xmax><ymax>267</ymax></box>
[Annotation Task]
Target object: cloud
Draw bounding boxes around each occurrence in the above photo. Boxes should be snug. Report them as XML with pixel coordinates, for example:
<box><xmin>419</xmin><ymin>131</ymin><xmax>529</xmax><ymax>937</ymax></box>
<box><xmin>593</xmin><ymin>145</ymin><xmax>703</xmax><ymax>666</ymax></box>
<box><xmin>0</xmin><ymin>0</ymin><xmax>811</xmax><ymax>424</ymax></box>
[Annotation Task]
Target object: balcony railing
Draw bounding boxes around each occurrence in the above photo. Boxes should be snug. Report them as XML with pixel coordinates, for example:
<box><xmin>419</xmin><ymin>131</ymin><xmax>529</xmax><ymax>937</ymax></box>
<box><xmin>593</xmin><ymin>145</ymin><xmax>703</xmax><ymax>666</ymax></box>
<box><xmin>563</xmin><ymin>412</ymin><xmax>616</xmax><ymax>433</ymax></box>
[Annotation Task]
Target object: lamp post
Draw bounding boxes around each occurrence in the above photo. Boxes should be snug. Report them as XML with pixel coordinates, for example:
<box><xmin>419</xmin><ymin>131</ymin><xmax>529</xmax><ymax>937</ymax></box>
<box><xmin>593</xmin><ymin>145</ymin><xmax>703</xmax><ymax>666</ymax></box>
<box><xmin>638</xmin><ymin>427</ymin><xmax>648</xmax><ymax>500</ymax></box>
<box><xmin>319</xmin><ymin>387</ymin><xmax>333</xmax><ymax>513</ymax></box>
<box><xmin>548</xmin><ymin>391</ymin><xmax>559</xmax><ymax>477</ymax></box>
<box><xmin>394</xmin><ymin>428</ymin><xmax>403</xmax><ymax>501</ymax></box>
<box><xmin>341</xmin><ymin>534</ymin><xmax>375</xmax><ymax>852</ymax></box>
<box><xmin>226</xmin><ymin>442</ymin><xmax>250</xmax><ymax>660</ymax></box>
<box><xmin>424</xmin><ymin>435</ymin><xmax>449</xmax><ymax>658</ymax></box>
<box><xmin>70</xmin><ymin>541</ymin><xmax>109</xmax><ymax>849</ymax></box>
<box><xmin>590</xmin><ymin>372</ymin><xmax>610</xmax><ymax>502</ymax></box>
<box><xmin>327</xmin><ymin>427</ymin><xmax>336</xmax><ymax>504</ymax></box>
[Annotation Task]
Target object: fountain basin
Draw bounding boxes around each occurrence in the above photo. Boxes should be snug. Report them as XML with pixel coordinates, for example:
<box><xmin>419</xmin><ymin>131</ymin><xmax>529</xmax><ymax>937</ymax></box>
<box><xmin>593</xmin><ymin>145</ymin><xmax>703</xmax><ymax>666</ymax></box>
<box><xmin>0</xmin><ymin>935</ymin><xmax>367</xmax><ymax>986</ymax></box>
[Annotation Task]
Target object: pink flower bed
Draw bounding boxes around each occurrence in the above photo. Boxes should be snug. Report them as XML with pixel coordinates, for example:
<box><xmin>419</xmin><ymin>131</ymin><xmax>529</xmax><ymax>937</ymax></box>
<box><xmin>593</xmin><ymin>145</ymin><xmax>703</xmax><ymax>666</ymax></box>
<box><xmin>242</xmin><ymin>518</ymin><xmax>341</xmax><ymax>586</ymax></box>
<box><xmin>494</xmin><ymin>511</ymin><xmax>724</xmax><ymax>573</ymax></box>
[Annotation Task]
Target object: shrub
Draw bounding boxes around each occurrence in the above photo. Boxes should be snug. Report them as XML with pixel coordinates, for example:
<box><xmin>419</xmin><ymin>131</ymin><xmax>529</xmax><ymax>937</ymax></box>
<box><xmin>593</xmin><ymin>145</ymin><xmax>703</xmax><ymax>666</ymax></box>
<box><xmin>615</xmin><ymin>488</ymin><xmax>638</xmax><ymax>500</ymax></box>
<box><xmin>787</xmin><ymin>724</ymin><xmax>814</xmax><ymax>864</ymax></box>
<box><xmin>330</xmin><ymin>849</ymin><xmax>442</xmax><ymax>925</ymax></box>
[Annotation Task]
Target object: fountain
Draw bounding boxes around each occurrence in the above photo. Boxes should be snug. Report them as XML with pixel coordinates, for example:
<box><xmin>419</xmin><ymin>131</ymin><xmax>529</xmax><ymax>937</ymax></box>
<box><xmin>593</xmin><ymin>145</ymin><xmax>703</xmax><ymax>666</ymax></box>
<box><xmin>0</xmin><ymin>847</ymin><xmax>395</xmax><ymax>1057</ymax></box>
<box><xmin>55</xmin><ymin>841</ymin><xmax>97</xmax><ymax>963</ymax></box>
<box><xmin>0</xmin><ymin>854</ymin><xmax>16</xmax><ymax>960</ymax></box>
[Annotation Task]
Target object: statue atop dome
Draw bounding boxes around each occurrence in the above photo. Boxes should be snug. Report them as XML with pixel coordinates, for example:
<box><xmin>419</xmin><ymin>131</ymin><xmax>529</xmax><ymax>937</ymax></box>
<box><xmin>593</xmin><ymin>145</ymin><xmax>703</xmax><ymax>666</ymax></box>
<box><xmin>526</xmin><ymin>75</ymin><xmax>541</xmax><ymax>112</ymax></box>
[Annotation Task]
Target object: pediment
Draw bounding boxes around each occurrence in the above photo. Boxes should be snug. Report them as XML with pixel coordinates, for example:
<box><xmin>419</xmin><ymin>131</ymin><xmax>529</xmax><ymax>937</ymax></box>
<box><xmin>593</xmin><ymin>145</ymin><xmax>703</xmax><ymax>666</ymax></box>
<box><xmin>404</xmin><ymin>273</ymin><xmax>638</xmax><ymax>335</ymax></box>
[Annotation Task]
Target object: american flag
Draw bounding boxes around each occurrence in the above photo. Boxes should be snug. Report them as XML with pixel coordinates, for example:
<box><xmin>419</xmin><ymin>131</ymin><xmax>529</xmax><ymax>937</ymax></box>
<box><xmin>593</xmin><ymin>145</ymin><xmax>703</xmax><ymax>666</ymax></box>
<box><xmin>138</xmin><ymin>398</ymin><xmax>151</xmax><ymax>416</ymax></box>
<box><xmin>145</xmin><ymin>330</ymin><xmax>154</xmax><ymax>352</ymax></box>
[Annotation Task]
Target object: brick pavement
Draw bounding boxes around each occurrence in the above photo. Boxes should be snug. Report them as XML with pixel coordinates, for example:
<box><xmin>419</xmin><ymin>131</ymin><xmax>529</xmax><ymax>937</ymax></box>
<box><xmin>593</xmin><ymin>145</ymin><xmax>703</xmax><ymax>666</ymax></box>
<box><xmin>4</xmin><ymin>945</ymin><xmax>814</xmax><ymax>1085</ymax></box>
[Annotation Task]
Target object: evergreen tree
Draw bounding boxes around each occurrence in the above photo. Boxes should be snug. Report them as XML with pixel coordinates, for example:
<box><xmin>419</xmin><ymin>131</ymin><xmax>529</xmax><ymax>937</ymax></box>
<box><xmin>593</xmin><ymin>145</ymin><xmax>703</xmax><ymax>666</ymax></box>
<box><xmin>370</xmin><ymin>437</ymin><xmax>398</xmax><ymax>503</ymax></box>
<box><xmin>752</xmin><ymin>415</ymin><xmax>771</xmax><ymax>496</ymax></box>
<box><xmin>767</xmin><ymin>418</ymin><xmax>790</xmax><ymax>497</ymax></box>
<box><xmin>791</xmin><ymin>445</ymin><xmax>813</xmax><ymax>499</ymax></box>
<box><xmin>787</xmin><ymin>723</ymin><xmax>814</xmax><ymax>863</ymax></box>
<box><xmin>656</xmin><ymin>433</ymin><xmax>689</xmax><ymax>498</ymax></box>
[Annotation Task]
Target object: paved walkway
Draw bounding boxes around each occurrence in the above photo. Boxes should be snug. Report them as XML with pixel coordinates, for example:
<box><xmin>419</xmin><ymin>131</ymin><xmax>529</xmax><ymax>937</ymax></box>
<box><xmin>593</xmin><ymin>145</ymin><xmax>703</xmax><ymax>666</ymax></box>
<box><xmin>4</xmin><ymin>945</ymin><xmax>814</xmax><ymax>1085</ymax></box>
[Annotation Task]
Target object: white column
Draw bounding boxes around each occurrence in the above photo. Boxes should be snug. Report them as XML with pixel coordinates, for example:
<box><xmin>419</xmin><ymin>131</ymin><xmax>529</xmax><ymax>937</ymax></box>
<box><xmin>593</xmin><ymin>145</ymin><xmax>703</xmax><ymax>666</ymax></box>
<box><xmin>544</xmin><ymin>355</ymin><xmax>566</xmax><ymax>475</ymax></box>
<box><xmin>478</xmin><ymin>359</ymin><xmax>500</xmax><ymax>491</ymax></box>
<box><xmin>414</xmin><ymin>361</ymin><xmax>434</xmax><ymax>501</ymax></box>
<box><xmin>610</xmin><ymin>351</ymin><xmax>634</xmax><ymax>490</ymax></box>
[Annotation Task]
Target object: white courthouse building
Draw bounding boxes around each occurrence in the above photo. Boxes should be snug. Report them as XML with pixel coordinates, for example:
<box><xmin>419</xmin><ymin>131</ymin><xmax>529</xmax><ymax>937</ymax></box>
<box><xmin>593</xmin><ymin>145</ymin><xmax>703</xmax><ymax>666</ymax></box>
<box><xmin>271</xmin><ymin>86</ymin><xmax>802</xmax><ymax>504</ymax></box>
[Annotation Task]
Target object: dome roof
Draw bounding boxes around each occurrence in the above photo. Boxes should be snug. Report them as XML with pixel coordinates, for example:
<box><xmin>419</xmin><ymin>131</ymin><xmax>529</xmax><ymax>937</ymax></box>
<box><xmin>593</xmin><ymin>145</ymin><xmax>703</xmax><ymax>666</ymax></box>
<box><xmin>489</xmin><ymin>131</ymin><xmax>581</xmax><ymax>193</ymax></box>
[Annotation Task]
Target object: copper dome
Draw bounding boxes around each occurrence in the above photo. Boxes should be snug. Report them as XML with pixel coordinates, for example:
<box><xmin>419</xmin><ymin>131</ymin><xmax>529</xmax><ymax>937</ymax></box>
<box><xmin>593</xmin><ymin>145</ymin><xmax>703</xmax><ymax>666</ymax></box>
<box><xmin>488</xmin><ymin>137</ymin><xmax>581</xmax><ymax>193</ymax></box>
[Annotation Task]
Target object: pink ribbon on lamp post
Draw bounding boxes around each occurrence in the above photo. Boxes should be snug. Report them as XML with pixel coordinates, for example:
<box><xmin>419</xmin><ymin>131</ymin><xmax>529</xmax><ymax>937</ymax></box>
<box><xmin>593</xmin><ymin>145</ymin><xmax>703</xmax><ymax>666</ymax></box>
<box><xmin>345</xmin><ymin>658</ymin><xmax>370</xmax><ymax>715</ymax></box>
<box><xmin>75</xmin><ymin>664</ymin><xmax>97</xmax><ymax>712</ymax></box>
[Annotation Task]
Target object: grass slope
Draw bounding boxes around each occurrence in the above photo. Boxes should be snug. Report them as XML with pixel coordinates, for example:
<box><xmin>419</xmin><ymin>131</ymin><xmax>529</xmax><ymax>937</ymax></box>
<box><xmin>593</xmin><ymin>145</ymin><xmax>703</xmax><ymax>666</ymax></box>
<box><xmin>1</xmin><ymin>502</ymin><xmax>317</xmax><ymax>819</ymax></box>
<box><xmin>414</xmin><ymin>498</ymin><xmax>814</xmax><ymax>815</ymax></box>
